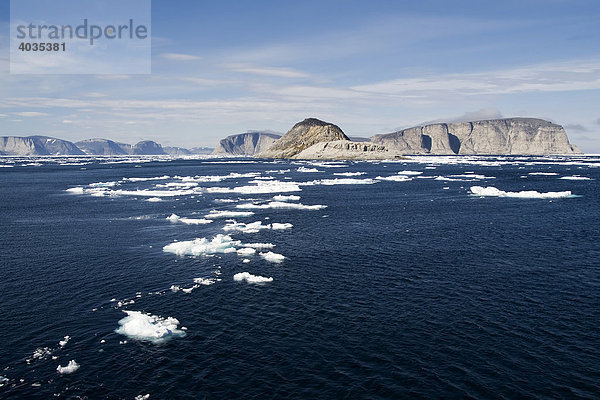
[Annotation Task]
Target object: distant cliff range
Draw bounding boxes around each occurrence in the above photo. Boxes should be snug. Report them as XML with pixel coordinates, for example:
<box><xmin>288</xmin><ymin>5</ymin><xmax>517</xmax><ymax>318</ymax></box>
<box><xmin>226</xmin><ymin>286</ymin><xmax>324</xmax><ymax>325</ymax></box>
<box><xmin>253</xmin><ymin>117</ymin><xmax>581</xmax><ymax>160</ymax></box>
<box><xmin>0</xmin><ymin>137</ymin><xmax>213</xmax><ymax>156</ymax></box>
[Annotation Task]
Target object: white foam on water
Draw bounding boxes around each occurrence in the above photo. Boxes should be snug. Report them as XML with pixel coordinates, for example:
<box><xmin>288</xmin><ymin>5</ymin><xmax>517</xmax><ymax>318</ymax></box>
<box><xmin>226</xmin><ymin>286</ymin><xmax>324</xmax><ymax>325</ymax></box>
<box><xmin>115</xmin><ymin>311</ymin><xmax>186</xmax><ymax>344</ymax></box>
<box><xmin>375</xmin><ymin>175</ymin><xmax>413</xmax><ymax>182</ymax></box>
<box><xmin>167</xmin><ymin>214</ymin><xmax>213</xmax><ymax>225</ymax></box>
<box><xmin>470</xmin><ymin>186</ymin><xmax>575</xmax><ymax>199</ymax></box>
<box><xmin>273</xmin><ymin>195</ymin><xmax>301</xmax><ymax>202</ymax></box>
<box><xmin>260</xmin><ymin>251</ymin><xmax>286</xmax><ymax>263</ymax></box>
<box><xmin>237</xmin><ymin>247</ymin><xmax>257</xmax><ymax>256</ymax></box>
<box><xmin>333</xmin><ymin>172</ymin><xmax>366</xmax><ymax>176</ymax></box>
<box><xmin>528</xmin><ymin>172</ymin><xmax>559</xmax><ymax>176</ymax></box>
<box><xmin>297</xmin><ymin>167</ymin><xmax>323</xmax><ymax>173</ymax></box>
<box><xmin>243</xmin><ymin>243</ymin><xmax>275</xmax><ymax>249</ymax></box>
<box><xmin>204</xmin><ymin>210</ymin><xmax>255</xmax><ymax>219</ymax></box>
<box><xmin>237</xmin><ymin>201</ymin><xmax>327</xmax><ymax>210</ymax></box>
<box><xmin>233</xmin><ymin>272</ymin><xmax>273</xmax><ymax>284</ymax></box>
<box><xmin>163</xmin><ymin>234</ymin><xmax>241</xmax><ymax>256</ymax></box>
<box><xmin>56</xmin><ymin>360</ymin><xmax>79</xmax><ymax>374</ymax></box>
<box><xmin>559</xmin><ymin>176</ymin><xmax>592</xmax><ymax>180</ymax></box>
<box><xmin>58</xmin><ymin>336</ymin><xmax>70</xmax><ymax>347</ymax></box>
<box><xmin>147</xmin><ymin>197</ymin><xmax>163</xmax><ymax>202</ymax></box>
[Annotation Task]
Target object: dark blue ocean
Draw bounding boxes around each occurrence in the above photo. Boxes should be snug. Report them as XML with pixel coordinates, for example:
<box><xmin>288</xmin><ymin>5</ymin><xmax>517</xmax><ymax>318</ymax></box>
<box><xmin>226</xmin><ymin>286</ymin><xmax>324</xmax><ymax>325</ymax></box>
<box><xmin>1</xmin><ymin>155</ymin><xmax>599</xmax><ymax>399</ymax></box>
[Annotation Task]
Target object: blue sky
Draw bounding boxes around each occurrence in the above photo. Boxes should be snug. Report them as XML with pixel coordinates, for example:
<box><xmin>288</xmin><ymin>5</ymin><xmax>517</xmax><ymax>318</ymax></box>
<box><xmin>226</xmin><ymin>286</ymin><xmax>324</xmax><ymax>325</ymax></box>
<box><xmin>1</xmin><ymin>0</ymin><xmax>599</xmax><ymax>151</ymax></box>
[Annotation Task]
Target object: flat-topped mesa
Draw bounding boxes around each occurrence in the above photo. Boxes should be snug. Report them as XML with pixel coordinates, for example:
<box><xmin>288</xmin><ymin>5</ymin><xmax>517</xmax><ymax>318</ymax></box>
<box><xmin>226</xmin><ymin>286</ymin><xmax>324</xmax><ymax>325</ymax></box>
<box><xmin>258</xmin><ymin>118</ymin><xmax>350</xmax><ymax>158</ymax></box>
<box><xmin>371</xmin><ymin>118</ymin><xmax>581</xmax><ymax>155</ymax></box>
<box><xmin>212</xmin><ymin>132</ymin><xmax>282</xmax><ymax>156</ymax></box>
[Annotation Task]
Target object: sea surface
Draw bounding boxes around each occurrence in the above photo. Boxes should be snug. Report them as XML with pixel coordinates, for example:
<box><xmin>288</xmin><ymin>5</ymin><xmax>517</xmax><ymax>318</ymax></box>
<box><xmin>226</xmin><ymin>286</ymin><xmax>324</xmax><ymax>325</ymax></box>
<box><xmin>0</xmin><ymin>155</ymin><xmax>599</xmax><ymax>399</ymax></box>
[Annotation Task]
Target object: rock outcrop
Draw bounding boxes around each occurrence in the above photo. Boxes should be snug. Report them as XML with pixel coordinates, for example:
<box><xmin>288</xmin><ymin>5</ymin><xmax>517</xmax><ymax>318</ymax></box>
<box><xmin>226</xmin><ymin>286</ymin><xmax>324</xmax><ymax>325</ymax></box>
<box><xmin>75</xmin><ymin>139</ymin><xmax>130</xmax><ymax>155</ymax></box>
<box><xmin>131</xmin><ymin>140</ymin><xmax>166</xmax><ymax>155</ymax></box>
<box><xmin>258</xmin><ymin>118</ymin><xmax>349</xmax><ymax>158</ymax></box>
<box><xmin>372</xmin><ymin>118</ymin><xmax>581</xmax><ymax>155</ymax></box>
<box><xmin>294</xmin><ymin>140</ymin><xmax>401</xmax><ymax>160</ymax></box>
<box><xmin>212</xmin><ymin>132</ymin><xmax>282</xmax><ymax>156</ymax></box>
<box><xmin>163</xmin><ymin>146</ymin><xmax>192</xmax><ymax>156</ymax></box>
<box><xmin>0</xmin><ymin>136</ymin><xmax>84</xmax><ymax>156</ymax></box>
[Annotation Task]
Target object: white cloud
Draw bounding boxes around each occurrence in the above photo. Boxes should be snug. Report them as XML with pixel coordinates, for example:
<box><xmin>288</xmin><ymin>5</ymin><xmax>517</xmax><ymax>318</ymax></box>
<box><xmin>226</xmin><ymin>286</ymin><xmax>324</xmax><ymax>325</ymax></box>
<box><xmin>160</xmin><ymin>53</ymin><xmax>200</xmax><ymax>61</ymax></box>
<box><xmin>227</xmin><ymin>63</ymin><xmax>310</xmax><ymax>78</ymax></box>
<box><xmin>13</xmin><ymin>111</ymin><xmax>49</xmax><ymax>117</ymax></box>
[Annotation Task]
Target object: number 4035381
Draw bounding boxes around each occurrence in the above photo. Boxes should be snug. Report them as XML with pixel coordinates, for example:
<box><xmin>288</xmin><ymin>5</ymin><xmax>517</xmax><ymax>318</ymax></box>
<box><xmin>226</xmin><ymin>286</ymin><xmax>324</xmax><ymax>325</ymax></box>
<box><xmin>18</xmin><ymin>42</ymin><xmax>66</xmax><ymax>51</ymax></box>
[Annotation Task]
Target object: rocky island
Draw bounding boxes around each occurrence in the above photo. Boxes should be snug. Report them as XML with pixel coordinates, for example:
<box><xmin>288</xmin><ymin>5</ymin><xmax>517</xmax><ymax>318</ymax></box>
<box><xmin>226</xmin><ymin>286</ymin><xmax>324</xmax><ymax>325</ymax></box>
<box><xmin>212</xmin><ymin>132</ymin><xmax>281</xmax><ymax>156</ymax></box>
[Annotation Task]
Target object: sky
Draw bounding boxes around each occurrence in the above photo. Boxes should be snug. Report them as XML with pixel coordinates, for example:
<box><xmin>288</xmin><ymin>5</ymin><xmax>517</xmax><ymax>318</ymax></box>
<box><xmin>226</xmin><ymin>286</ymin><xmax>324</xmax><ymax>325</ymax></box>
<box><xmin>1</xmin><ymin>0</ymin><xmax>600</xmax><ymax>151</ymax></box>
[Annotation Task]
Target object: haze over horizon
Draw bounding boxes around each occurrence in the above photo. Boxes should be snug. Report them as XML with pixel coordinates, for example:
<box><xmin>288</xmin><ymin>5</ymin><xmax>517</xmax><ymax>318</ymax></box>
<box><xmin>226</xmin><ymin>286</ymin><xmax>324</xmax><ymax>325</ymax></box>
<box><xmin>1</xmin><ymin>0</ymin><xmax>599</xmax><ymax>152</ymax></box>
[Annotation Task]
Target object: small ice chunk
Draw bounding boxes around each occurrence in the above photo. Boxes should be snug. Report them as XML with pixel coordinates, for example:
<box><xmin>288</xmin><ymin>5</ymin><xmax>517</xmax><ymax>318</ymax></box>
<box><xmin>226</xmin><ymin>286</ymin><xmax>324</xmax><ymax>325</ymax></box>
<box><xmin>273</xmin><ymin>195</ymin><xmax>301</xmax><ymax>202</ymax></box>
<box><xmin>56</xmin><ymin>360</ymin><xmax>79</xmax><ymax>374</ymax></box>
<box><xmin>271</xmin><ymin>223</ymin><xmax>293</xmax><ymax>230</ymax></box>
<box><xmin>237</xmin><ymin>248</ymin><xmax>256</xmax><ymax>256</ymax></box>
<box><xmin>470</xmin><ymin>186</ymin><xmax>574</xmax><ymax>199</ymax></box>
<box><xmin>204</xmin><ymin>210</ymin><xmax>254</xmax><ymax>219</ymax></box>
<box><xmin>114</xmin><ymin>311</ymin><xmax>186</xmax><ymax>344</ymax></box>
<box><xmin>58</xmin><ymin>336</ymin><xmax>71</xmax><ymax>347</ymax></box>
<box><xmin>233</xmin><ymin>272</ymin><xmax>273</xmax><ymax>284</ymax></box>
<box><xmin>260</xmin><ymin>251</ymin><xmax>285</xmax><ymax>263</ymax></box>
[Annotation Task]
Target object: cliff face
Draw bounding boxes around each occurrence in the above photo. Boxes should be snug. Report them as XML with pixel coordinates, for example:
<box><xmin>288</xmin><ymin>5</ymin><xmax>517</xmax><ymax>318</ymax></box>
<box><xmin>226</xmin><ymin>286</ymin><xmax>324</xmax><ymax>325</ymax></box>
<box><xmin>0</xmin><ymin>136</ymin><xmax>85</xmax><ymax>156</ymax></box>
<box><xmin>132</xmin><ymin>140</ymin><xmax>166</xmax><ymax>155</ymax></box>
<box><xmin>75</xmin><ymin>139</ymin><xmax>130</xmax><ymax>155</ymax></box>
<box><xmin>258</xmin><ymin>118</ymin><xmax>349</xmax><ymax>158</ymax></box>
<box><xmin>212</xmin><ymin>132</ymin><xmax>281</xmax><ymax>156</ymax></box>
<box><xmin>294</xmin><ymin>140</ymin><xmax>401</xmax><ymax>160</ymax></box>
<box><xmin>372</xmin><ymin>118</ymin><xmax>581</xmax><ymax>155</ymax></box>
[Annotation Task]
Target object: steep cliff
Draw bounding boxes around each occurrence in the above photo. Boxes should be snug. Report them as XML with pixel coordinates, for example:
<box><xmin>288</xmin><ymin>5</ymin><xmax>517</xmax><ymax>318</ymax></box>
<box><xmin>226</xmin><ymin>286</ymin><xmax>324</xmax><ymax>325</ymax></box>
<box><xmin>75</xmin><ymin>139</ymin><xmax>130</xmax><ymax>155</ymax></box>
<box><xmin>131</xmin><ymin>140</ymin><xmax>166</xmax><ymax>155</ymax></box>
<box><xmin>0</xmin><ymin>136</ymin><xmax>84</xmax><ymax>156</ymax></box>
<box><xmin>371</xmin><ymin>118</ymin><xmax>581</xmax><ymax>155</ymax></box>
<box><xmin>212</xmin><ymin>132</ymin><xmax>282</xmax><ymax>156</ymax></box>
<box><xmin>258</xmin><ymin>118</ymin><xmax>349</xmax><ymax>158</ymax></box>
<box><xmin>294</xmin><ymin>140</ymin><xmax>401</xmax><ymax>160</ymax></box>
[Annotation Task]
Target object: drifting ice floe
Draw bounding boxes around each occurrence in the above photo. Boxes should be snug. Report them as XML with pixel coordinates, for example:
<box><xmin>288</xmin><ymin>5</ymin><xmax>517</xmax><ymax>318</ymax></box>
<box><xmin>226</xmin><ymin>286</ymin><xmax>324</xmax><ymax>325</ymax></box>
<box><xmin>375</xmin><ymin>175</ymin><xmax>413</xmax><ymax>182</ymax></box>
<box><xmin>297</xmin><ymin>167</ymin><xmax>323</xmax><ymax>173</ymax></box>
<box><xmin>223</xmin><ymin>221</ymin><xmax>272</xmax><ymax>234</ymax></box>
<box><xmin>204</xmin><ymin>210</ymin><xmax>254</xmax><ymax>219</ymax></box>
<box><xmin>260</xmin><ymin>251</ymin><xmax>286</xmax><ymax>263</ymax></box>
<box><xmin>56</xmin><ymin>360</ymin><xmax>80</xmax><ymax>374</ymax></box>
<box><xmin>314</xmin><ymin>178</ymin><xmax>377</xmax><ymax>185</ymax></box>
<box><xmin>243</xmin><ymin>243</ymin><xmax>276</xmax><ymax>249</ymax></box>
<box><xmin>163</xmin><ymin>234</ymin><xmax>241</xmax><ymax>256</ymax></box>
<box><xmin>147</xmin><ymin>197</ymin><xmax>163</xmax><ymax>202</ymax></box>
<box><xmin>233</xmin><ymin>272</ymin><xmax>273</xmax><ymax>284</ymax></box>
<box><xmin>236</xmin><ymin>201</ymin><xmax>327</xmax><ymax>210</ymax></box>
<box><xmin>193</xmin><ymin>277</ymin><xmax>217</xmax><ymax>285</ymax></box>
<box><xmin>397</xmin><ymin>170</ymin><xmax>423</xmax><ymax>175</ymax></box>
<box><xmin>58</xmin><ymin>336</ymin><xmax>70</xmax><ymax>347</ymax></box>
<box><xmin>559</xmin><ymin>176</ymin><xmax>592</xmax><ymax>180</ymax></box>
<box><xmin>333</xmin><ymin>172</ymin><xmax>366</xmax><ymax>176</ymax></box>
<box><xmin>167</xmin><ymin>214</ymin><xmax>213</xmax><ymax>225</ymax></box>
<box><xmin>232</xmin><ymin>181</ymin><xmax>302</xmax><ymax>194</ymax></box>
<box><xmin>115</xmin><ymin>310</ymin><xmax>186</xmax><ymax>344</ymax></box>
<box><xmin>273</xmin><ymin>195</ymin><xmax>301</xmax><ymax>202</ymax></box>
<box><xmin>470</xmin><ymin>186</ymin><xmax>575</xmax><ymax>199</ymax></box>
<box><xmin>528</xmin><ymin>172</ymin><xmax>559</xmax><ymax>176</ymax></box>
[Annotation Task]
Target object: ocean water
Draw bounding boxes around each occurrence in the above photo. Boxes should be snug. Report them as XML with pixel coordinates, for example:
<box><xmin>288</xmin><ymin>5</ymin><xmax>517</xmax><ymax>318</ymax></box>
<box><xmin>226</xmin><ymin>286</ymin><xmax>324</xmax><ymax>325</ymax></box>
<box><xmin>0</xmin><ymin>155</ymin><xmax>599</xmax><ymax>399</ymax></box>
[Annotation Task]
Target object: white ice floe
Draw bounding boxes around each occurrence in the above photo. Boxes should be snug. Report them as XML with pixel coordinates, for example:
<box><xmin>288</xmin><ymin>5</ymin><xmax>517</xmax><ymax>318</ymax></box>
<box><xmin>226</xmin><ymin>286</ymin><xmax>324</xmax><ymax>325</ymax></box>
<box><xmin>115</xmin><ymin>311</ymin><xmax>186</xmax><ymax>344</ymax></box>
<box><xmin>273</xmin><ymin>195</ymin><xmax>301</xmax><ymax>202</ymax></box>
<box><xmin>397</xmin><ymin>170</ymin><xmax>423</xmax><ymax>175</ymax></box>
<box><xmin>375</xmin><ymin>175</ymin><xmax>413</xmax><ymax>182</ymax></box>
<box><xmin>297</xmin><ymin>167</ymin><xmax>323</xmax><ymax>173</ymax></box>
<box><xmin>163</xmin><ymin>234</ymin><xmax>241</xmax><ymax>256</ymax></box>
<box><xmin>57</xmin><ymin>360</ymin><xmax>80</xmax><ymax>374</ymax></box>
<box><xmin>559</xmin><ymin>175</ymin><xmax>592</xmax><ymax>180</ymax></box>
<box><xmin>121</xmin><ymin>175</ymin><xmax>170</xmax><ymax>182</ymax></box>
<box><xmin>243</xmin><ymin>243</ymin><xmax>275</xmax><ymax>249</ymax></box>
<box><xmin>204</xmin><ymin>210</ymin><xmax>254</xmax><ymax>219</ymax></box>
<box><xmin>236</xmin><ymin>201</ymin><xmax>326</xmax><ymax>210</ymax></box>
<box><xmin>260</xmin><ymin>251</ymin><xmax>286</xmax><ymax>263</ymax></box>
<box><xmin>223</xmin><ymin>221</ymin><xmax>272</xmax><ymax>234</ymax></box>
<box><xmin>333</xmin><ymin>172</ymin><xmax>366</xmax><ymax>176</ymax></box>
<box><xmin>233</xmin><ymin>272</ymin><xmax>273</xmax><ymax>284</ymax></box>
<box><xmin>167</xmin><ymin>214</ymin><xmax>213</xmax><ymax>225</ymax></box>
<box><xmin>470</xmin><ymin>186</ymin><xmax>575</xmax><ymax>199</ymax></box>
<box><xmin>232</xmin><ymin>181</ymin><xmax>302</xmax><ymax>194</ymax></box>
<box><xmin>135</xmin><ymin>395</ymin><xmax>151</xmax><ymax>400</ymax></box>
<box><xmin>193</xmin><ymin>277</ymin><xmax>217</xmax><ymax>285</ymax></box>
<box><xmin>147</xmin><ymin>197</ymin><xmax>162</xmax><ymax>202</ymax></box>
<box><xmin>237</xmin><ymin>247</ymin><xmax>257</xmax><ymax>256</ymax></box>
<box><xmin>29</xmin><ymin>347</ymin><xmax>52</xmax><ymax>362</ymax></box>
<box><xmin>58</xmin><ymin>336</ymin><xmax>70</xmax><ymax>347</ymax></box>
<box><xmin>271</xmin><ymin>223</ymin><xmax>293</xmax><ymax>230</ymax></box>
<box><xmin>313</xmin><ymin>178</ymin><xmax>377</xmax><ymax>185</ymax></box>
<box><xmin>528</xmin><ymin>172</ymin><xmax>559</xmax><ymax>176</ymax></box>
